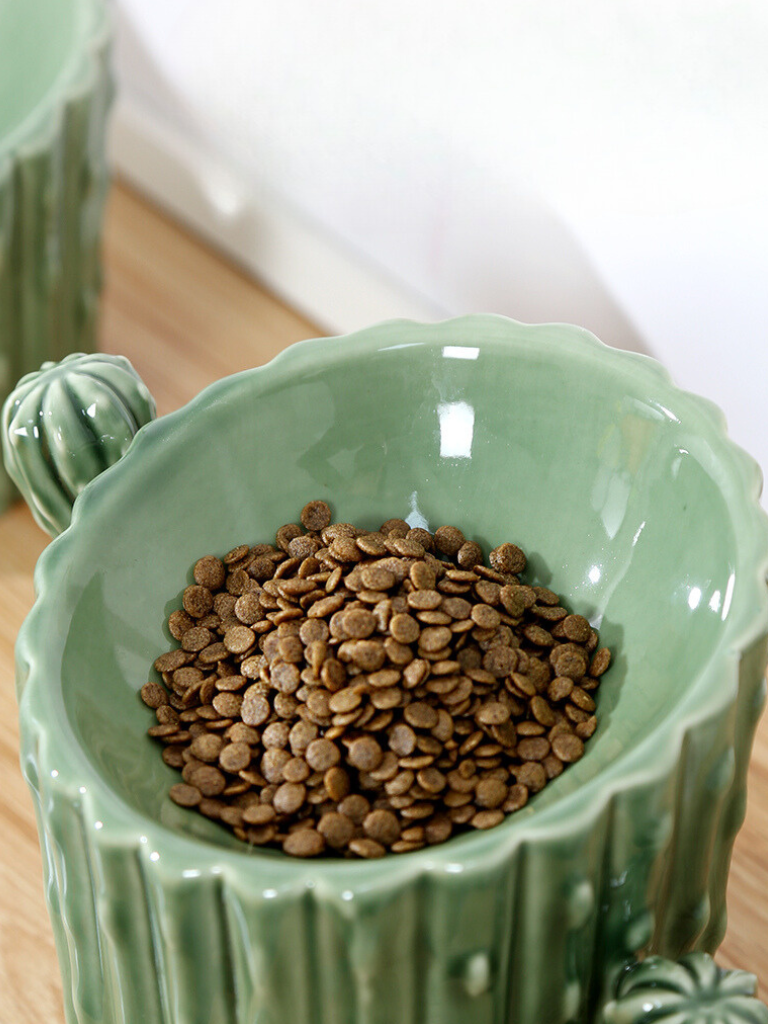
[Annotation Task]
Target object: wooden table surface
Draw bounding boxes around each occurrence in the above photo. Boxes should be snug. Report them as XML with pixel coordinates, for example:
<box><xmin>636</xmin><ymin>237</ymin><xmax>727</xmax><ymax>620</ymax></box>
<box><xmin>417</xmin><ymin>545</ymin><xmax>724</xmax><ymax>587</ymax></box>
<box><xmin>0</xmin><ymin>182</ymin><xmax>766</xmax><ymax>1023</ymax></box>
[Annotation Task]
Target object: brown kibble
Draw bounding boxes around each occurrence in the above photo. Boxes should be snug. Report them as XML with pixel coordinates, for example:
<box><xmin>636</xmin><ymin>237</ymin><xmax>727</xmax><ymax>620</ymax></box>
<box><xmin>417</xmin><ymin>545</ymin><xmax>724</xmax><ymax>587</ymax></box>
<box><xmin>337</xmin><ymin>794</ymin><xmax>370</xmax><ymax>823</ymax></box>
<box><xmin>305</xmin><ymin>738</ymin><xmax>341</xmax><ymax>771</ymax></box>
<box><xmin>523</xmin><ymin>624</ymin><xmax>555</xmax><ymax>647</ymax></box>
<box><xmin>307</xmin><ymin>593</ymin><xmax>346</xmax><ymax>618</ymax></box>
<box><xmin>518</xmin><ymin>737</ymin><xmax>550</xmax><ymax>761</ymax></box>
<box><xmin>170</xmin><ymin>783</ymin><xmax>202</xmax><ymax>807</ymax></box>
<box><xmin>262</xmin><ymin>747</ymin><xmax>293</xmax><ymax>783</ymax></box>
<box><xmin>476</xmin><ymin>702</ymin><xmax>510</xmax><ymax>726</ymax></box>
<box><xmin>328</xmin><ymin>688</ymin><xmax>362</xmax><ymax>714</ymax></box>
<box><xmin>389</xmin><ymin>613</ymin><xmax>420</xmax><ymax>644</ymax></box>
<box><xmin>187</xmin><ymin>765</ymin><xmax>227</xmax><ymax>796</ymax></box>
<box><xmin>228</xmin><ymin>722</ymin><xmax>259</xmax><ymax>745</ymax></box>
<box><xmin>503</xmin><ymin>783</ymin><xmax>529</xmax><ymax>813</ymax></box>
<box><xmin>283</xmin><ymin>829</ymin><xmax>325</xmax><ymax>857</ymax></box>
<box><xmin>190</xmin><ymin>733</ymin><xmax>225</xmax><ymax>763</ymax></box>
<box><xmin>241</xmin><ymin>693</ymin><xmax>271</xmax><ymax>727</ymax></box>
<box><xmin>419</xmin><ymin>626</ymin><xmax>452</xmax><ymax>652</ymax></box>
<box><xmin>497</xmin><ymin>588</ymin><xmax>522</xmax><ymax>619</ymax></box>
<box><xmin>224</xmin><ymin>625</ymin><xmax>256</xmax><ymax>654</ymax></box>
<box><xmin>141</xmin><ymin>682</ymin><xmax>168</xmax><ymax>709</ymax></box>
<box><xmin>570</xmin><ymin>686</ymin><xmax>596</xmax><ymax>712</ymax></box>
<box><xmin>162</xmin><ymin>745</ymin><xmax>185</xmax><ymax>768</ymax></box>
<box><xmin>475</xmin><ymin>580</ymin><xmax>501</xmax><ymax>605</ymax></box>
<box><xmin>515</xmin><ymin>761</ymin><xmax>547</xmax><ymax>792</ymax></box>
<box><xmin>145</xmin><ymin>502</ymin><xmax>608</xmax><ymax>855</ymax></box>
<box><xmin>318</xmin><ymin>812</ymin><xmax>355</xmax><ymax>848</ymax></box>
<box><xmin>360</xmin><ymin>565</ymin><xmax>396</xmax><ymax>591</ymax></box>
<box><xmin>590</xmin><ymin>647</ymin><xmax>612</xmax><ymax>677</ymax></box>
<box><xmin>409</xmin><ymin>560</ymin><xmax>436</xmax><ymax>590</ymax></box>
<box><xmin>363</xmin><ymin>809</ymin><xmax>401</xmax><ymax>845</ymax></box>
<box><xmin>306</xmin><ymin>689</ymin><xmax>331</xmax><ymax>719</ymax></box>
<box><xmin>457</xmin><ymin>541</ymin><xmax>483</xmax><ymax>569</ymax></box>
<box><xmin>471</xmin><ymin>809</ymin><xmax>505</xmax><ymax>829</ymax></box>
<box><xmin>434</xmin><ymin>525</ymin><xmax>465</xmax><ymax>557</ymax></box>
<box><xmin>194</xmin><ymin>555</ymin><xmax>226</xmax><ymax>590</ymax></box>
<box><xmin>552</xmin><ymin>646</ymin><xmax>588</xmax><ymax>679</ymax></box>
<box><xmin>489</xmin><ymin>543</ymin><xmax>526</xmax><ymax>574</ymax></box>
<box><xmin>301</xmin><ymin>500</ymin><xmax>332</xmax><ymax>532</ymax></box>
<box><xmin>562</xmin><ymin>614</ymin><xmax>591</xmax><ymax>643</ymax></box>
<box><xmin>273</xmin><ymin>782</ymin><xmax>307</xmax><ymax>814</ymax></box>
<box><xmin>224</xmin><ymin>544</ymin><xmax>250</xmax><ymax>565</ymax></box>
<box><xmin>475</xmin><ymin>778</ymin><xmax>508</xmax><ymax>808</ymax></box>
<box><xmin>530</xmin><ymin>696</ymin><xmax>556</xmax><ymax>727</ymax></box>
<box><xmin>183</xmin><ymin>585</ymin><xmax>213</xmax><ymax>618</ymax></box>
<box><xmin>289</xmin><ymin>720</ymin><xmax>318</xmax><ymax>753</ymax></box>
<box><xmin>376</xmin><ymin>518</ymin><xmax>407</xmax><ymax>537</ymax></box>
<box><xmin>243</xmin><ymin>804</ymin><xmax>276</xmax><ymax>825</ymax></box>
<box><xmin>349</xmin><ymin>837</ymin><xmax>386</xmax><ymax>859</ymax></box>
<box><xmin>404</xmin><ymin>703</ymin><xmax>439</xmax><ymax>730</ymax></box>
<box><xmin>389</xmin><ymin>722</ymin><xmax>417</xmax><ymax>756</ymax></box>
<box><xmin>168</xmin><ymin>609</ymin><xmax>194</xmax><ymax>640</ymax></box>
<box><xmin>471</xmin><ymin>604</ymin><xmax>501</xmax><ymax>629</ymax></box>
<box><xmin>548</xmin><ymin>676</ymin><xmax>573</xmax><ymax>702</ymax></box>
<box><xmin>282</xmin><ymin>757</ymin><xmax>310</xmax><ymax>783</ymax></box>
<box><xmin>552</xmin><ymin>733</ymin><xmax>585</xmax><ymax>763</ymax></box>
<box><xmin>181</xmin><ymin>627</ymin><xmax>213</xmax><ymax>652</ymax></box>
<box><xmin>219</xmin><ymin>742</ymin><xmax>252</xmax><ymax>773</ymax></box>
<box><xmin>417</xmin><ymin>767</ymin><xmax>446</xmax><ymax>793</ymax></box>
<box><xmin>347</xmin><ymin>736</ymin><xmax>383</xmax><ymax>771</ymax></box>
<box><xmin>343</xmin><ymin>607</ymin><xmax>377</xmax><ymax>639</ymax></box>
<box><xmin>482</xmin><ymin>646</ymin><xmax>517</xmax><ymax>678</ymax></box>
<box><xmin>262</xmin><ymin>722</ymin><xmax>290</xmax><ymax>748</ymax></box>
<box><xmin>234</xmin><ymin>593</ymin><xmax>262</xmax><ymax>624</ymax></box>
<box><xmin>325</xmin><ymin>766</ymin><xmax>350</xmax><ymax>801</ymax></box>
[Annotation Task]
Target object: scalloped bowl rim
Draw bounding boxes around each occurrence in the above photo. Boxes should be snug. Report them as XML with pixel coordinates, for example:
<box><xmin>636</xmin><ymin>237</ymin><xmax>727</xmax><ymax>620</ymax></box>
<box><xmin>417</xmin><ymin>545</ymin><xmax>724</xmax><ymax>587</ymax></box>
<box><xmin>16</xmin><ymin>315</ymin><xmax>768</xmax><ymax>888</ymax></box>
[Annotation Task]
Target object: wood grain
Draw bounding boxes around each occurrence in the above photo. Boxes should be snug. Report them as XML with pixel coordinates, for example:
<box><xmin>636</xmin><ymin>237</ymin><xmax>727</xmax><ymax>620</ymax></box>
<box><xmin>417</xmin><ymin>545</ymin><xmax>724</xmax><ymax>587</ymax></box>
<box><xmin>0</xmin><ymin>182</ymin><xmax>765</xmax><ymax>1024</ymax></box>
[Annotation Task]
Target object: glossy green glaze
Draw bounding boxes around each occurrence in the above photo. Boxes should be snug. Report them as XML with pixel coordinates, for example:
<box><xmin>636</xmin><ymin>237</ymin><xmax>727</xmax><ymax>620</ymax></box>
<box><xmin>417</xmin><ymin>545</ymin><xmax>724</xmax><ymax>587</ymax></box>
<box><xmin>603</xmin><ymin>952</ymin><xmax>768</xmax><ymax>1023</ymax></box>
<box><xmin>0</xmin><ymin>0</ymin><xmax>113</xmax><ymax>512</ymax></box>
<box><xmin>2</xmin><ymin>353</ymin><xmax>156</xmax><ymax>535</ymax></box>
<box><xmin>15</xmin><ymin>317</ymin><xmax>768</xmax><ymax>1024</ymax></box>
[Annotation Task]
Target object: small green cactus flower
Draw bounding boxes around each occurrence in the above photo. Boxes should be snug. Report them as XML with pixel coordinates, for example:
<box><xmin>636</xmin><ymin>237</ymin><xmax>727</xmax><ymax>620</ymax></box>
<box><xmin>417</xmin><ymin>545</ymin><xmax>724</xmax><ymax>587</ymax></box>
<box><xmin>2</xmin><ymin>352</ymin><xmax>156</xmax><ymax>536</ymax></box>
<box><xmin>603</xmin><ymin>952</ymin><xmax>768</xmax><ymax>1024</ymax></box>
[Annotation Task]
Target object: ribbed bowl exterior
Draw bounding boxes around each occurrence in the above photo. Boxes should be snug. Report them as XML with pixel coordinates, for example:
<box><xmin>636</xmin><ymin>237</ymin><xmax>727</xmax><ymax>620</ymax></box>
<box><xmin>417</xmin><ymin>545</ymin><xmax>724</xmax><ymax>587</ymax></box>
<box><xmin>0</xmin><ymin>1</ymin><xmax>113</xmax><ymax>511</ymax></box>
<box><xmin>19</xmin><ymin>632</ymin><xmax>767</xmax><ymax>1024</ymax></box>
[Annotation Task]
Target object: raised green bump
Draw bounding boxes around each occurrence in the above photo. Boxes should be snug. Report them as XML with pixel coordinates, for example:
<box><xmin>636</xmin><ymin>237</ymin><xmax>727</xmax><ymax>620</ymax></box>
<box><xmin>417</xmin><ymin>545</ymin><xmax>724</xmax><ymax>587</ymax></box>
<box><xmin>2</xmin><ymin>353</ymin><xmax>156</xmax><ymax>536</ymax></box>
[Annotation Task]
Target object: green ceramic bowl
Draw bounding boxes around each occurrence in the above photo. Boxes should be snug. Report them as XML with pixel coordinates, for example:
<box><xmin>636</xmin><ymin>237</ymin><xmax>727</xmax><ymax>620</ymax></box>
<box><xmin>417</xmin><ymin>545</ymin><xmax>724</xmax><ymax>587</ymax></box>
<box><xmin>14</xmin><ymin>316</ymin><xmax>768</xmax><ymax>1024</ymax></box>
<box><xmin>0</xmin><ymin>0</ymin><xmax>113</xmax><ymax>512</ymax></box>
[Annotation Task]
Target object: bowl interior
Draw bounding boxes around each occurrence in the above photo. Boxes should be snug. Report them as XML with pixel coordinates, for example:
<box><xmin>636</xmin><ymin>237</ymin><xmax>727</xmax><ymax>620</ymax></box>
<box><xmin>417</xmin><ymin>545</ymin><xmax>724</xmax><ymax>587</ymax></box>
<box><xmin>49</xmin><ymin>322</ymin><xmax>742</xmax><ymax>854</ymax></box>
<box><xmin>0</xmin><ymin>0</ymin><xmax>92</xmax><ymax>145</ymax></box>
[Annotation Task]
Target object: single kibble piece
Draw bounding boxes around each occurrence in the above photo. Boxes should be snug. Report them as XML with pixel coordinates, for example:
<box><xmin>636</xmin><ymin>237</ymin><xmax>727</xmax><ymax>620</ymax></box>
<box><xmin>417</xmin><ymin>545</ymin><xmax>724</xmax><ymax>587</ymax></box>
<box><xmin>143</xmin><ymin>500</ymin><xmax>610</xmax><ymax>858</ymax></box>
<box><xmin>318</xmin><ymin>812</ymin><xmax>355</xmax><ymax>848</ymax></box>
<box><xmin>141</xmin><ymin>682</ymin><xmax>168</xmax><ymax>709</ymax></box>
<box><xmin>489</xmin><ymin>543</ymin><xmax>526</xmax><ymax>575</ymax></box>
<box><xmin>300</xmin><ymin>500</ymin><xmax>332</xmax><ymax>532</ymax></box>
<box><xmin>194</xmin><ymin>555</ymin><xmax>226</xmax><ymax>590</ymax></box>
<box><xmin>347</xmin><ymin>736</ymin><xmax>384</xmax><ymax>772</ymax></box>
<box><xmin>364</xmin><ymin>809</ymin><xmax>401</xmax><ymax>845</ymax></box>
<box><xmin>169</xmin><ymin>783</ymin><xmax>202</xmax><ymax>807</ymax></box>
<box><xmin>283</xmin><ymin>829</ymin><xmax>325</xmax><ymax>858</ymax></box>
<box><xmin>183</xmin><ymin>585</ymin><xmax>213</xmax><ymax>618</ymax></box>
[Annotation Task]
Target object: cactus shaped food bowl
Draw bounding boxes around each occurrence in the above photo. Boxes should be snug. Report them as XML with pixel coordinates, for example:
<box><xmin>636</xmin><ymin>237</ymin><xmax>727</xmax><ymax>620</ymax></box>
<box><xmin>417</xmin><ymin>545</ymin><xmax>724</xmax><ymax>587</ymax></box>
<box><xmin>7</xmin><ymin>316</ymin><xmax>768</xmax><ymax>1024</ymax></box>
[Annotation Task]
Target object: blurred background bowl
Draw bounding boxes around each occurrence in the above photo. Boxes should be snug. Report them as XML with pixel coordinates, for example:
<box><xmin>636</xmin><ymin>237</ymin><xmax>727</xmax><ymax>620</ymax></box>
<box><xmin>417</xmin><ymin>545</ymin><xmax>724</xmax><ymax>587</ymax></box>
<box><xmin>0</xmin><ymin>0</ymin><xmax>113</xmax><ymax>512</ymax></box>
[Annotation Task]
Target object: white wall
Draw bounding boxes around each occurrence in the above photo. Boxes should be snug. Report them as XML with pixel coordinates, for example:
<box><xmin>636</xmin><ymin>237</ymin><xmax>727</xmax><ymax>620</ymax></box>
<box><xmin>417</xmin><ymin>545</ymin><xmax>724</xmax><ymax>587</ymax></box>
<box><xmin>111</xmin><ymin>0</ymin><xmax>768</xmax><ymax>493</ymax></box>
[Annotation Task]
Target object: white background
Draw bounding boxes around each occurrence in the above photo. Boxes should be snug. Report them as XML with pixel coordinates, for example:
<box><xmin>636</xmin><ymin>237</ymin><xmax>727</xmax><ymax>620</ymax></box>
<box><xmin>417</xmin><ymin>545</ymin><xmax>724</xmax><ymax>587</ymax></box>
<box><xmin>112</xmin><ymin>1</ymin><xmax>768</xmax><ymax>496</ymax></box>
